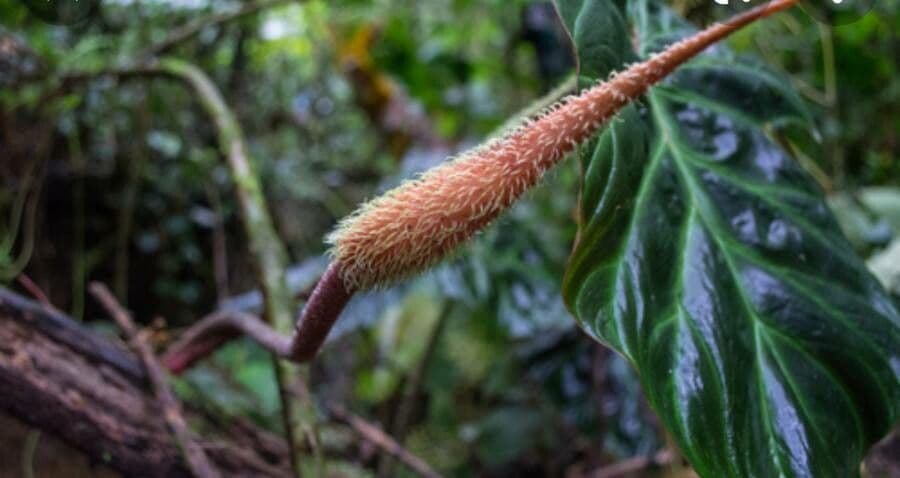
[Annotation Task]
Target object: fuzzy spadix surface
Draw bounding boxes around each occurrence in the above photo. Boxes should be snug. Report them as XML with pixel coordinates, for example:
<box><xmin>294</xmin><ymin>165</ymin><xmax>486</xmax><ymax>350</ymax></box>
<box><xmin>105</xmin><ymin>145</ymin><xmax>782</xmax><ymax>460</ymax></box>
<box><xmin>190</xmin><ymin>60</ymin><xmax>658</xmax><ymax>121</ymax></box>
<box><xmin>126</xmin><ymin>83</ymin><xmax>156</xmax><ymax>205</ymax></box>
<box><xmin>327</xmin><ymin>0</ymin><xmax>798</xmax><ymax>290</ymax></box>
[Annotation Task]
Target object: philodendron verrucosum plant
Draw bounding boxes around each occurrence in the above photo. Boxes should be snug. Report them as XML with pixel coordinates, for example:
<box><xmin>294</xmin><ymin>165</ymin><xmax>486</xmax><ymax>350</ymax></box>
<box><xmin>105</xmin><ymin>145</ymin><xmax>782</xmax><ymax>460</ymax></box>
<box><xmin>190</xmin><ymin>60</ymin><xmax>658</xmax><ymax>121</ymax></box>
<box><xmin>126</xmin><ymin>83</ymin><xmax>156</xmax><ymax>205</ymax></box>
<box><xmin>163</xmin><ymin>0</ymin><xmax>900</xmax><ymax>475</ymax></box>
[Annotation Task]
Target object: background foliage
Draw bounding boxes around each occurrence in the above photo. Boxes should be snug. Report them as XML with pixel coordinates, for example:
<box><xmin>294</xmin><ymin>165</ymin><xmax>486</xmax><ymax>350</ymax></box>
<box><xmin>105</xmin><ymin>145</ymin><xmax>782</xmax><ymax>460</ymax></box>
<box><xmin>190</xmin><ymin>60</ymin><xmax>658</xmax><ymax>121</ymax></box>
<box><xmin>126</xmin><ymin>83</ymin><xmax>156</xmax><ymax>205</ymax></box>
<box><xmin>1</xmin><ymin>0</ymin><xmax>897</xmax><ymax>476</ymax></box>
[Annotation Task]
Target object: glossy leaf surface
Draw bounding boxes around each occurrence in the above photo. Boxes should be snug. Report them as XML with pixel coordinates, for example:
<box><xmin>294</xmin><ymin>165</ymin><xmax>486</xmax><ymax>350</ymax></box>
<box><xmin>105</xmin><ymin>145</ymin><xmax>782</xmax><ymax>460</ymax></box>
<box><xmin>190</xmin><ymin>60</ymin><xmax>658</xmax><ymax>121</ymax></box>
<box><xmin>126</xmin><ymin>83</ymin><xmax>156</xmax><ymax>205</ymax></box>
<box><xmin>556</xmin><ymin>0</ymin><xmax>900</xmax><ymax>476</ymax></box>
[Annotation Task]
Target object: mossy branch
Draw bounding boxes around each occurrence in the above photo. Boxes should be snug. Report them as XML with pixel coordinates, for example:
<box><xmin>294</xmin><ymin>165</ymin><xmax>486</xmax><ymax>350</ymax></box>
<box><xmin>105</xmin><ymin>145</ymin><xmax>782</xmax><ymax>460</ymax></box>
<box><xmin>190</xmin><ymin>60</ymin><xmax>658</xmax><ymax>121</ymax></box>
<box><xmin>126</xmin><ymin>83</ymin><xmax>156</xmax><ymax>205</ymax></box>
<box><xmin>61</xmin><ymin>56</ymin><xmax>305</xmax><ymax>473</ymax></box>
<box><xmin>60</xmin><ymin>61</ymin><xmax>294</xmax><ymax>321</ymax></box>
<box><xmin>151</xmin><ymin>58</ymin><xmax>316</xmax><ymax>475</ymax></box>
<box><xmin>156</xmin><ymin>58</ymin><xmax>295</xmax><ymax>335</ymax></box>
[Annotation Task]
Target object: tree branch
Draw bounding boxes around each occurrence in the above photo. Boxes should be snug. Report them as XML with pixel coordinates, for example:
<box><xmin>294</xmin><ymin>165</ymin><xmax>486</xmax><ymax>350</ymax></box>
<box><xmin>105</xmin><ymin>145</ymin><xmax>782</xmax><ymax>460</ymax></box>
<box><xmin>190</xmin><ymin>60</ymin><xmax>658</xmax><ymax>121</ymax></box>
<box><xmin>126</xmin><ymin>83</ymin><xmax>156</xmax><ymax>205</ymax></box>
<box><xmin>326</xmin><ymin>404</ymin><xmax>443</xmax><ymax>478</ymax></box>
<box><xmin>162</xmin><ymin>262</ymin><xmax>352</xmax><ymax>372</ymax></box>
<box><xmin>587</xmin><ymin>450</ymin><xmax>674</xmax><ymax>478</ymax></box>
<box><xmin>61</xmin><ymin>60</ymin><xmax>296</xmax><ymax>338</ymax></box>
<box><xmin>60</xmin><ymin>56</ymin><xmax>307</xmax><ymax>472</ymax></box>
<box><xmin>163</xmin><ymin>310</ymin><xmax>290</xmax><ymax>374</ymax></box>
<box><xmin>154</xmin><ymin>58</ymin><xmax>295</xmax><ymax>334</ymax></box>
<box><xmin>89</xmin><ymin>283</ymin><xmax>221</xmax><ymax>478</ymax></box>
<box><xmin>140</xmin><ymin>0</ymin><xmax>295</xmax><ymax>58</ymax></box>
<box><xmin>151</xmin><ymin>57</ymin><xmax>307</xmax><ymax>472</ymax></box>
<box><xmin>14</xmin><ymin>274</ymin><xmax>56</xmax><ymax>313</ymax></box>
<box><xmin>0</xmin><ymin>286</ymin><xmax>292</xmax><ymax>477</ymax></box>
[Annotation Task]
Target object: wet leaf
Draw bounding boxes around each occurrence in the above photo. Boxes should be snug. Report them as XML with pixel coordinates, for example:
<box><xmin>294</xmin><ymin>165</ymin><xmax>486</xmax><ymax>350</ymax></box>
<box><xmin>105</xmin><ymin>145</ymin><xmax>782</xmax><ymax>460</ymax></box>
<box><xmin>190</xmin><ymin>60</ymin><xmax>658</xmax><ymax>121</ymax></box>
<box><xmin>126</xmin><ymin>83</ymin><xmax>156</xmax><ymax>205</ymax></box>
<box><xmin>556</xmin><ymin>0</ymin><xmax>900</xmax><ymax>476</ymax></box>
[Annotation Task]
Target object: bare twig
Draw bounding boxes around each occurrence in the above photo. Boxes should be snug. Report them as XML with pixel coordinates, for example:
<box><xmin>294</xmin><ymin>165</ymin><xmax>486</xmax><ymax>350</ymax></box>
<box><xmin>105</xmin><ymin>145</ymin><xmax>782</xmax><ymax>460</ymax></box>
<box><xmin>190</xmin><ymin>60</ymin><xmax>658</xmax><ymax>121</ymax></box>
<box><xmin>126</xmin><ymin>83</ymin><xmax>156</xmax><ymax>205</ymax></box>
<box><xmin>162</xmin><ymin>310</ymin><xmax>290</xmax><ymax>373</ymax></box>
<box><xmin>326</xmin><ymin>404</ymin><xmax>443</xmax><ymax>478</ymax></box>
<box><xmin>61</xmin><ymin>62</ymin><xmax>295</xmax><ymax>328</ymax></box>
<box><xmin>587</xmin><ymin>450</ymin><xmax>674</xmax><ymax>478</ymax></box>
<box><xmin>152</xmin><ymin>58</ymin><xmax>308</xmax><ymax>471</ymax></box>
<box><xmin>89</xmin><ymin>282</ymin><xmax>221</xmax><ymax>478</ymax></box>
<box><xmin>162</xmin><ymin>261</ymin><xmax>353</xmax><ymax>371</ymax></box>
<box><xmin>140</xmin><ymin>0</ymin><xmax>295</xmax><ymax>58</ymax></box>
<box><xmin>60</xmin><ymin>59</ymin><xmax>317</xmax><ymax>469</ymax></box>
<box><xmin>1</xmin><ymin>286</ymin><xmax>292</xmax><ymax>476</ymax></box>
<box><xmin>14</xmin><ymin>274</ymin><xmax>55</xmax><ymax>312</ymax></box>
<box><xmin>155</xmin><ymin>58</ymin><xmax>295</xmax><ymax>332</ymax></box>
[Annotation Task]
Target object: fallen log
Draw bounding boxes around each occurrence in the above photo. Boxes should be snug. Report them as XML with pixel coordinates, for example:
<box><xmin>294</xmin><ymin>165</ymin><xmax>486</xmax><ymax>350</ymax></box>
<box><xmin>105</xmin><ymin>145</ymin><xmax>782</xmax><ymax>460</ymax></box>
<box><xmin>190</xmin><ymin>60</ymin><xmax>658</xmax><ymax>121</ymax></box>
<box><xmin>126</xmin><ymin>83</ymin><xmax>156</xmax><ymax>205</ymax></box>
<box><xmin>0</xmin><ymin>286</ymin><xmax>291</xmax><ymax>477</ymax></box>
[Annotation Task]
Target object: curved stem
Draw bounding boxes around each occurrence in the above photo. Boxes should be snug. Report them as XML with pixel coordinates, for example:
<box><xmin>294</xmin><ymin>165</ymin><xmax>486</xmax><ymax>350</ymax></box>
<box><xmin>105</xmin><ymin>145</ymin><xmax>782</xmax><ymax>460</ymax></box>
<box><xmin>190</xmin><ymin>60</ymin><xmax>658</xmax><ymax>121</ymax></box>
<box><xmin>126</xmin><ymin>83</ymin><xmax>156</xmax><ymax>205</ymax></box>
<box><xmin>162</xmin><ymin>310</ymin><xmax>291</xmax><ymax>374</ymax></box>
<box><xmin>287</xmin><ymin>262</ymin><xmax>354</xmax><ymax>362</ymax></box>
<box><xmin>162</xmin><ymin>261</ymin><xmax>354</xmax><ymax>372</ymax></box>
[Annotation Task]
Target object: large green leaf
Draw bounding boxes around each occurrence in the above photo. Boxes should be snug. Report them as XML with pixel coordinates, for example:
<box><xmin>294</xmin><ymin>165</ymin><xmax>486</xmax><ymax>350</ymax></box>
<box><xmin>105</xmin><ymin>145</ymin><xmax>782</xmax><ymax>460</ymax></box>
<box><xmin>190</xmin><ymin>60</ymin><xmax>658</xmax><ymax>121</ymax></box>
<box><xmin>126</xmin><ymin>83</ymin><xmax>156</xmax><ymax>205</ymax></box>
<box><xmin>556</xmin><ymin>0</ymin><xmax>900</xmax><ymax>476</ymax></box>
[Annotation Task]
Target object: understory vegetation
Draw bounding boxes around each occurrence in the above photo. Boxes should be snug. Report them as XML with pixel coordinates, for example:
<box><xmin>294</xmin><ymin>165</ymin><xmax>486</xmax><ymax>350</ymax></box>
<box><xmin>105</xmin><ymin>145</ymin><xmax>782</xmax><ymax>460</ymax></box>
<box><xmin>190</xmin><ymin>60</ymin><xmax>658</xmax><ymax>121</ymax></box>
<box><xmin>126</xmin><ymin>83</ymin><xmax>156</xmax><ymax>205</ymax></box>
<box><xmin>1</xmin><ymin>0</ymin><xmax>898</xmax><ymax>476</ymax></box>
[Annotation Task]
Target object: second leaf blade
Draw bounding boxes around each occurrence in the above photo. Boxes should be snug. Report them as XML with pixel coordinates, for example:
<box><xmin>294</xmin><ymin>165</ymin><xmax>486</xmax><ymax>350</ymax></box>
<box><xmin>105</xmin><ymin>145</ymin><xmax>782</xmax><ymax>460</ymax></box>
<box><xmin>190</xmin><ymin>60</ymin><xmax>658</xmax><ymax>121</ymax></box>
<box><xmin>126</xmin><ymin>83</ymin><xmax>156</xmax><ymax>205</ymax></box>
<box><xmin>557</xmin><ymin>1</ymin><xmax>900</xmax><ymax>476</ymax></box>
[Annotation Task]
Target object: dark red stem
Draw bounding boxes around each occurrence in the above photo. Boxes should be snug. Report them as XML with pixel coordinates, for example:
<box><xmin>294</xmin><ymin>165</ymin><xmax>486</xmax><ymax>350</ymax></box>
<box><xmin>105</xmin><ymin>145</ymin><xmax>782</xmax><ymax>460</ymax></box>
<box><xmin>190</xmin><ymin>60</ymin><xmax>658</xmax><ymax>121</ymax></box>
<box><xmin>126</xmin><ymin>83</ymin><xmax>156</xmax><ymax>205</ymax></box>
<box><xmin>163</xmin><ymin>327</ymin><xmax>242</xmax><ymax>374</ymax></box>
<box><xmin>287</xmin><ymin>261</ymin><xmax>354</xmax><ymax>362</ymax></box>
<box><xmin>162</xmin><ymin>262</ymin><xmax>353</xmax><ymax>374</ymax></box>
